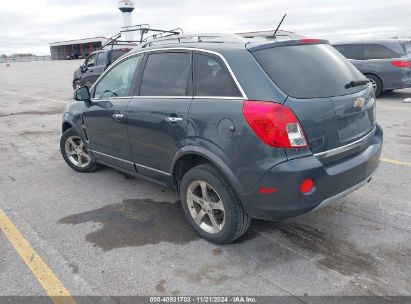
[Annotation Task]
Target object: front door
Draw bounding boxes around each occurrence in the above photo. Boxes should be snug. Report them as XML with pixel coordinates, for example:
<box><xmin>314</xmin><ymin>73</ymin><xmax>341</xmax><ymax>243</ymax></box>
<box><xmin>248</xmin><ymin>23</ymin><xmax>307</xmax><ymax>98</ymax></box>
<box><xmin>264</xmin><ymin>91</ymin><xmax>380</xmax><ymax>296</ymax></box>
<box><xmin>126</xmin><ymin>51</ymin><xmax>193</xmax><ymax>179</ymax></box>
<box><xmin>83</xmin><ymin>54</ymin><xmax>142</xmax><ymax>170</ymax></box>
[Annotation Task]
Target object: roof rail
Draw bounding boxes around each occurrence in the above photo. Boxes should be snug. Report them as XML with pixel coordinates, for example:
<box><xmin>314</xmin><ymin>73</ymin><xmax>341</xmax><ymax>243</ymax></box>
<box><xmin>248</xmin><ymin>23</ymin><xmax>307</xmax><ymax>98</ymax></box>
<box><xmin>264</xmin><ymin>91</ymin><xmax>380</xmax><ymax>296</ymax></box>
<box><xmin>140</xmin><ymin>28</ymin><xmax>184</xmax><ymax>43</ymax></box>
<box><xmin>99</xmin><ymin>25</ymin><xmax>184</xmax><ymax>51</ymax></box>
<box><xmin>139</xmin><ymin>33</ymin><xmax>246</xmax><ymax>48</ymax></box>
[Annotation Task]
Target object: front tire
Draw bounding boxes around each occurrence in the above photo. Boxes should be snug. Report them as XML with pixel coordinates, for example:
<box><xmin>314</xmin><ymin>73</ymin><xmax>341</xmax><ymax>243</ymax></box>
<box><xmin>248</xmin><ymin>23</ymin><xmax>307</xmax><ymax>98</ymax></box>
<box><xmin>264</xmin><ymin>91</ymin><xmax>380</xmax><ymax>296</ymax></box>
<box><xmin>180</xmin><ymin>164</ymin><xmax>251</xmax><ymax>244</ymax></box>
<box><xmin>60</xmin><ymin>128</ymin><xmax>99</xmax><ymax>173</ymax></box>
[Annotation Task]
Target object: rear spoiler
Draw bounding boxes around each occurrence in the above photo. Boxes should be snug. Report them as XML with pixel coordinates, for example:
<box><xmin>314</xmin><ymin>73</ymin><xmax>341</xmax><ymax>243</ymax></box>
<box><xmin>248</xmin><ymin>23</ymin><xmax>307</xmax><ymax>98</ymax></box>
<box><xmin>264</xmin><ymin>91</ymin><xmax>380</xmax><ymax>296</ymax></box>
<box><xmin>247</xmin><ymin>39</ymin><xmax>330</xmax><ymax>52</ymax></box>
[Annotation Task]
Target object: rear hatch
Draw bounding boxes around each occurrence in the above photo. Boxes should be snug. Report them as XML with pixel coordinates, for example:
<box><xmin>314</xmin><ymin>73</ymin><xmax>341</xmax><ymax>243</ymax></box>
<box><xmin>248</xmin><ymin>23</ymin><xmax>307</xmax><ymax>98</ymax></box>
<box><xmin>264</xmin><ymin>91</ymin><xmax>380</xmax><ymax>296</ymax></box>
<box><xmin>248</xmin><ymin>40</ymin><xmax>376</xmax><ymax>159</ymax></box>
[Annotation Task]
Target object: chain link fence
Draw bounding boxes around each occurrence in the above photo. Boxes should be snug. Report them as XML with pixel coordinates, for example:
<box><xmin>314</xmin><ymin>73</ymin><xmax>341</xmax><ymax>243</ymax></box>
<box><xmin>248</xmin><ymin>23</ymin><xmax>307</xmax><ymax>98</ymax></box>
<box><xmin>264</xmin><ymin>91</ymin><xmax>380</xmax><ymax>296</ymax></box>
<box><xmin>0</xmin><ymin>55</ymin><xmax>51</xmax><ymax>63</ymax></box>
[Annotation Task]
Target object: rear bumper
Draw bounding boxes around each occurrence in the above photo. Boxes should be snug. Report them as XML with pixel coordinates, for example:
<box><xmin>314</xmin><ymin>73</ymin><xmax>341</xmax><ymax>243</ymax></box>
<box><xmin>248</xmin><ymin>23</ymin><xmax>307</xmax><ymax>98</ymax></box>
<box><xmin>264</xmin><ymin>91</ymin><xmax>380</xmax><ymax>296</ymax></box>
<box><xmin>240</xmin><ymin>124</ymin><xmax>383</xmax><ymax>221</ymax></box>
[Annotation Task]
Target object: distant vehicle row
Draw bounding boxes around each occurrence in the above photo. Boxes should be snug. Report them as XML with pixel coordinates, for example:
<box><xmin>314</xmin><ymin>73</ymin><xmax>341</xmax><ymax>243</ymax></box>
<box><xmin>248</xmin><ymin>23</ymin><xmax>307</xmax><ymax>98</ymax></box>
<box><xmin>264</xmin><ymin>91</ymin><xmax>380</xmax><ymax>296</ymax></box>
<box><xmin>333</xmin><ymin>40</ymin><xmax>411</xmax><ymax>96</ymax></box>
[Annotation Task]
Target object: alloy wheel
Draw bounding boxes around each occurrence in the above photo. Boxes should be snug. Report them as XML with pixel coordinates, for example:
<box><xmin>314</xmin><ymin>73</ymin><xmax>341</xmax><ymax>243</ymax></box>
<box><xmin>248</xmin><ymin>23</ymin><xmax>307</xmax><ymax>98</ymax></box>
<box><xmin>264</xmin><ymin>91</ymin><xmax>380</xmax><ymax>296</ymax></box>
<box><xmin>64</xmin><ymin>135</ymin><xmax>91</xmax><ymax>168</ymax></box>
<box><xmin>186</xmin><ymin>180</ymin><xmax>225</xmax><ymax>234</ymax></box>
<box><xmin>369</xmin><ymin>78</ymin><xmax>377</xmax><ymax>92</ymax></box>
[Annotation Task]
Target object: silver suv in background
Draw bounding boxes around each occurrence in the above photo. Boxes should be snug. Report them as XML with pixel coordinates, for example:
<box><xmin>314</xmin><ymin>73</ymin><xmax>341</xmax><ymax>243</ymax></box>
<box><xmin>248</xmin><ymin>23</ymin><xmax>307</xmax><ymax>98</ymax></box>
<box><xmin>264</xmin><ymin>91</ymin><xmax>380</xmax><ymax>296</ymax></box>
<box><xmin>333</xmin><ymin>40</ymin><xmax>411</xmax><ymax>96</ymax></box>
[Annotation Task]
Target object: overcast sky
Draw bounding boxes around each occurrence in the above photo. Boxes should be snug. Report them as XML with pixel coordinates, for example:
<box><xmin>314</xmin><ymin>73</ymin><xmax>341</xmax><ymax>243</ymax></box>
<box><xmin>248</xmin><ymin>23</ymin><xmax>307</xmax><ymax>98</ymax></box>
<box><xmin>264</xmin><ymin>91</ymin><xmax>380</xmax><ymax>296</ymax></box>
<box><xmin>0</xmin><ymin>0</ymin><xmax>410</xmax><ymax>55</ymax></box>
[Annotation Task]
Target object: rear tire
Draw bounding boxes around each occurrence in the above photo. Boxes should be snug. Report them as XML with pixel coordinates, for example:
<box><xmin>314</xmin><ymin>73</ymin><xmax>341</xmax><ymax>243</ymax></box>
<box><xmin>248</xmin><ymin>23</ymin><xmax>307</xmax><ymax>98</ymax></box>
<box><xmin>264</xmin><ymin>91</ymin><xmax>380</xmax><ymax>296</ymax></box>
<box><xmin>60</xmin><ymin>127</ymin><xmax>99</xmax><ymax>173</ymax></box>
<box><xmin>180</xmin><ymin>164</ymin><xmax>251</xmax><ymax>244</ymax></box>
<box><xmin>366</xmin><ymin>74</ymin><xmax>382</xmax><ymax>97</ymax></box>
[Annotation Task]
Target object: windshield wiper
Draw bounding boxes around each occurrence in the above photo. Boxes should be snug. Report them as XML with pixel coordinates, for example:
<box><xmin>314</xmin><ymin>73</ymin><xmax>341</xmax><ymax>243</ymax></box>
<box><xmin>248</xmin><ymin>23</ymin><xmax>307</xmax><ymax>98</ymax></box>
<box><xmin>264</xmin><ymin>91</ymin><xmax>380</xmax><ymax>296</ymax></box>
<box><xmin>345</xmin><ymin>79</ymin><xmax>370</xmax><ymax>89</ymax></box>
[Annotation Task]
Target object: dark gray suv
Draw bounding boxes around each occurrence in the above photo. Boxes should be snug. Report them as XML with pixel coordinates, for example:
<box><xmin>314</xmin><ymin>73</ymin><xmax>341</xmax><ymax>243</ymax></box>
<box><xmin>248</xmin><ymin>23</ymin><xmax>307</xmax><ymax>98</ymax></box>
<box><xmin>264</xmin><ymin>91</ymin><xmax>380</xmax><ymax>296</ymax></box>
<box><xmin>333</xmin><ymin>40</ymin><xmax>411</xmax><ymax>96</ymax></box>
<box><xmin>60</xmin><ymin>35</ymin><xmax>383</xmax><ymax>244</ymax></box>
<box><xmin>72</xmin><ymin>48</ymin><xmax>130</xmax><ymax>90</ymax></box>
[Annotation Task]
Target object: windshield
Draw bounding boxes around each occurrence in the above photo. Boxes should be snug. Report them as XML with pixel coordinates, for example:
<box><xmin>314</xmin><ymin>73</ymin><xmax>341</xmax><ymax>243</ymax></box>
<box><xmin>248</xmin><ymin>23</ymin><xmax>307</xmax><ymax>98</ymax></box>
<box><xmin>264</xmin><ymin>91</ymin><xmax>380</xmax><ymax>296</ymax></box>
<box><xmin>252</xmin><ymin>44</ymin><xmax>368</xmax><ymax>99</ymax></box>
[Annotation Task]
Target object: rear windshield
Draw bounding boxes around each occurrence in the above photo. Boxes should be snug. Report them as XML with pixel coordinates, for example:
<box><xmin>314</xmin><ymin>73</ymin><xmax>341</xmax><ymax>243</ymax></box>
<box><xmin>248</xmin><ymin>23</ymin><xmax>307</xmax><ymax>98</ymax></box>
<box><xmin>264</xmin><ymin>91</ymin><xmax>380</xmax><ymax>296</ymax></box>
<box><xmin>253</xmin><ymin>44</ymin><xmax>368</xmax><ymax>99</ymax></box>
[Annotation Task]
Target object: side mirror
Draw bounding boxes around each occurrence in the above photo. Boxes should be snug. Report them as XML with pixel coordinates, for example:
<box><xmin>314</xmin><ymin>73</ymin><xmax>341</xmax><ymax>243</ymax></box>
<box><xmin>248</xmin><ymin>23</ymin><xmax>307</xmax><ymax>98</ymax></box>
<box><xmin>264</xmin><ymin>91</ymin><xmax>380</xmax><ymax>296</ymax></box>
<box><xmin>74</xmin><ymin>86</ymin><xmax>90</xmax><ymax>101</ymax></box>
<box><xmin>80</xmin><ymin>64</ymin><xmax>88</xmax><ymax>73</ymax></box>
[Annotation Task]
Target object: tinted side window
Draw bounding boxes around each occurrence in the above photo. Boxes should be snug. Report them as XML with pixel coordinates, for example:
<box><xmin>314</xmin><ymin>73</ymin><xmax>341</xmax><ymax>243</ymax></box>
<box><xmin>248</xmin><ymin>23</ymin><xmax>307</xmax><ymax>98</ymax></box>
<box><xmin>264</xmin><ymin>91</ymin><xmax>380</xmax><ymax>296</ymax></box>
<box><xmin>334</xmin><ymin>44</ymin><xmax>363</xmax><ymax>60</ymax></box>
<box><xmin>96</xmin><ymin>52</ymin><xmax>107</xmax><ymax>66</ymax></box>
<box><xmin>85</xmin><ymin>54</ymin><xmax>97</xmax><ymax>67</ymax></box>
<box><xmin>94</xmin><ymin>55</ymin><xmax>141</xmax><ymax>99</ymax></box>
<box><xmin>194</xmin><ymin>53</ymin><xmax>241</xmax><ymax>97</ymax></box>
<box><xmin>140</xmin><ymin>52</ymin><xmax>190</xmax><ymax>96</ymax></box>
<box><xmin>111</xmin><ymin>50</ymin><xmax>128</xmax><ymax>63</ymax></box>
<box><xmin>363</xmin><ymin>44</ymin><xmax>402</xmax><ymax>59</ymax></box>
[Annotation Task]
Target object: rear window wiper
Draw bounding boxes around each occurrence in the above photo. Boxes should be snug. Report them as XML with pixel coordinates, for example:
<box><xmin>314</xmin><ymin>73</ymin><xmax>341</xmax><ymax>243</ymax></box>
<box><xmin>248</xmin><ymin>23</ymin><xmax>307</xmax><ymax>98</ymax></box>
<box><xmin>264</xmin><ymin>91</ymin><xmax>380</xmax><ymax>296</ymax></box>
<box><xmin>345</xmin><ymin>79</ymin><xmax>370</xmax><ymax>89</ymax></box>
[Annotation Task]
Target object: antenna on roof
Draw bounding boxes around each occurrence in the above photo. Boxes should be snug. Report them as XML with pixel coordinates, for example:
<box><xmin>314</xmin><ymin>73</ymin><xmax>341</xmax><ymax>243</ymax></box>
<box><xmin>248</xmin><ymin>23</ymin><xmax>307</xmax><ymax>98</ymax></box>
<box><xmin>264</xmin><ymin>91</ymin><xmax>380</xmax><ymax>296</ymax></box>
<box><xmin>272</xmin><ymin>14</ymin><xmax>287</xmax><ymax>38</ymax></box>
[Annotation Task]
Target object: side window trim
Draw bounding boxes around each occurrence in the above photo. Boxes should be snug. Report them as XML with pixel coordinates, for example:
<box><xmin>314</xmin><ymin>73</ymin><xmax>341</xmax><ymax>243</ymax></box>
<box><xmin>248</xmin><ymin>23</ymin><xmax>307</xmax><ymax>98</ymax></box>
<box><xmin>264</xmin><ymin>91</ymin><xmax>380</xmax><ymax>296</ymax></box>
<box><xmin>134</xmin><ymin>50</ymin><xmax>193</xmax><ymax>97</ymax></box>
<box><xmin>90</xmin><ymin>54</ymin><xmax>142</xmax><ymax>100</ymax></box>
<box><xmin>96</xmin><ymin>47</ymin><xmax>248</xmax><ymax>99</ymax></box>
<box><xmin>132</xmin><ymin>52</ymin><xmax>148</xmax><ymax>97</ymax></box>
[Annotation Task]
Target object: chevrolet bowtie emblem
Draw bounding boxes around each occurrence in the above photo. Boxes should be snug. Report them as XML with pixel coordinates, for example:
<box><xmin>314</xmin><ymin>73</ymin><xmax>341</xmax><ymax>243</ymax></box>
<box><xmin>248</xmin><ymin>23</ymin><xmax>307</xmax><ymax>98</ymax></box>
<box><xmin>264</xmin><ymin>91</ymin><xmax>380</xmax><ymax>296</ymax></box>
<box><xmin>354</xmin><ymin>97</ymin><xmax>365</xmax><ymax>109</ymax></box>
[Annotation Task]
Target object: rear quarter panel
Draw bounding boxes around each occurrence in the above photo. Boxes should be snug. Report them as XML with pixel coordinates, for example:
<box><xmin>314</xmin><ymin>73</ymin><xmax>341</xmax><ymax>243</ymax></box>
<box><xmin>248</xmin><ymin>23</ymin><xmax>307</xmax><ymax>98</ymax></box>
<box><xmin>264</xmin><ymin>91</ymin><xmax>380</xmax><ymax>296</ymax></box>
<box><xmin>352</xmin><ymin>58</ymin><xmax>409</xmax><ymax>91</ymax></box>
<box><xmin>185</xmin><ymin>98</ymin><xmax>287</xmax><ymax>194</ymax></box>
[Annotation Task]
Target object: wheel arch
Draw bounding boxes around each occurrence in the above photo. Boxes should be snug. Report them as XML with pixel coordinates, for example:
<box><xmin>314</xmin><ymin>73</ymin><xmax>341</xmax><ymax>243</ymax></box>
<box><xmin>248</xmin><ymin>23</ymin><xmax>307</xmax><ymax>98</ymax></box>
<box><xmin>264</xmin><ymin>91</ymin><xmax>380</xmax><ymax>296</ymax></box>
<box><xmin>61</xmin><ymin>113</ymin><xmax>83</xmax><ymax>138</ymax></box>
<box><xmin>62</xmin><ymin>121</ymin><xmax>73</xmax><ymax>133</ymax></box>
<box><xmin>171</xmin><ymin>146</ymin><xmax>244</xmax><ymax>195</ymax></box>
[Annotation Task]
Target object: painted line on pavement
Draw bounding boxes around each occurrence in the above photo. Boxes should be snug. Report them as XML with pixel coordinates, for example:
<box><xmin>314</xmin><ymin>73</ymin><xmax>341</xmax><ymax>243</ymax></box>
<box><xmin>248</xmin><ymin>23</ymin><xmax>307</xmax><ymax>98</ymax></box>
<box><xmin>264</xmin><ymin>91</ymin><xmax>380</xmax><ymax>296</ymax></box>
<box><xmin>2</xmin><ymin>90</ymin><xmax>69</xmax><ymax>104</ymax></box>
<box><xmin>0</xmin><ymin>210</ymin><xmax>76</xmax><ymax>304</ymax></box>
<box><xmin>381</xmin><ymin>157</ymin><xmax>411</xmax><ymax>167</ymax></box>
<box><xmin>379</xmin><ymin>106</ymin><xmax>411</xmax><ymax>111</ymax></box>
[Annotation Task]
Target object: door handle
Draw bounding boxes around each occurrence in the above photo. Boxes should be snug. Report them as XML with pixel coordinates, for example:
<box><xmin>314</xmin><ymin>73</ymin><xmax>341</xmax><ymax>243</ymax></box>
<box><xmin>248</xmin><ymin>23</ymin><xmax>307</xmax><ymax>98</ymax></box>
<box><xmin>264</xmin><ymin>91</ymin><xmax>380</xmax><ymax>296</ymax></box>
<box><xmin>165</xmin><ymin>116</ymin><xmax>183</xmax><ymax>123</ymax></box>
<box><xmin>113</xmin><ymin>113</ymin><xmax>124</xmax><ymax>119</ymax></box>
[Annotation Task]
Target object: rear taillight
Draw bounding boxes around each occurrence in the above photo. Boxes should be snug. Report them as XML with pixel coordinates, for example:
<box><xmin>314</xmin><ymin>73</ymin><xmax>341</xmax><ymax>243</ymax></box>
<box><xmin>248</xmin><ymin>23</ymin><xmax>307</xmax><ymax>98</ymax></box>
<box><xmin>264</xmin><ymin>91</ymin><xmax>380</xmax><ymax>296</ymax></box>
<box><xmin>300</xmin><ymin>38</ymin><xmax>322</xmax><ymax>44</ymax></box>
<box><xmin>391</xmin><ymin>60</ymin><xmax>411</xmax><ymax>68</ymax></box>
<box><xmin>242</xmin><ymin>100</ymin><xmax>308</xmax><ymax>148</ymax></box>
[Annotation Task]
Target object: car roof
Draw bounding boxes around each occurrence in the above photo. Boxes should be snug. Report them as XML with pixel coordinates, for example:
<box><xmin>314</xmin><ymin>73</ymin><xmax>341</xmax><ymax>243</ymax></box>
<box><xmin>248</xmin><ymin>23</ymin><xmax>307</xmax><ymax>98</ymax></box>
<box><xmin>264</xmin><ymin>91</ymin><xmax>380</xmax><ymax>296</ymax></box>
<box><xmin>130</xmin><ymin>41</ymin><xmax>247</xmax><ymax>53</ymax></box>
<box><xmin>128</xmin><ymin>37</ymin><xmax>331</xmax><ymax>57</ymax></box>
<box><xmin>127</xmin><ymin>33</ymin><xmax>323</xmax><ymax>55</ymax></box>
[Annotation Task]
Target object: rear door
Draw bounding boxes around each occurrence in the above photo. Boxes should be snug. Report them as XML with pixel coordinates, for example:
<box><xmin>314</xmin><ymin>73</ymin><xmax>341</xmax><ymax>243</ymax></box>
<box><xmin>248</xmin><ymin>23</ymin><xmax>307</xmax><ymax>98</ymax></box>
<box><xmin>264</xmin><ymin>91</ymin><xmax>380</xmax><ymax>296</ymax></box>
<box><xmin>126</xmin><ymin>51</ymin><xmax>192</xmax><ymax>179</ymax></box>
<box><xmin>251</xmin><ymin>43</ymin><xmax>376</xmax><ymax>155</ymax></box>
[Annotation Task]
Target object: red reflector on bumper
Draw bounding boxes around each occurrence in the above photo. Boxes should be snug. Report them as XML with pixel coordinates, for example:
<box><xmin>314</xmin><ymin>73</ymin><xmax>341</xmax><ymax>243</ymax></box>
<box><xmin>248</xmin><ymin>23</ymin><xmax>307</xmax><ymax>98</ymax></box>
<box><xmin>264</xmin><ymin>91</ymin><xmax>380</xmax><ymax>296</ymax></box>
<box><xmin>300</xmin><ymin>178</ymin><xmax>315</xmax><ymax>194</ymax></box>
<box><xmin>258</xmin><ymin>187</ymin><xmax>278</xmax><ymax>194</ymax></box>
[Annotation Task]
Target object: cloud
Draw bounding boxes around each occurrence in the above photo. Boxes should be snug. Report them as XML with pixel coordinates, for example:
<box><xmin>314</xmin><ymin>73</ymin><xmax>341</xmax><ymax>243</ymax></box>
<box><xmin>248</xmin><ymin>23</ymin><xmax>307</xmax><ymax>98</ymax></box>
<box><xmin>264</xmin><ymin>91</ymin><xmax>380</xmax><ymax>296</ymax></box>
<box><xmin>0</xmin><ymin>0</ymin><xmax>409</xmax><ymax>55</ymax></box>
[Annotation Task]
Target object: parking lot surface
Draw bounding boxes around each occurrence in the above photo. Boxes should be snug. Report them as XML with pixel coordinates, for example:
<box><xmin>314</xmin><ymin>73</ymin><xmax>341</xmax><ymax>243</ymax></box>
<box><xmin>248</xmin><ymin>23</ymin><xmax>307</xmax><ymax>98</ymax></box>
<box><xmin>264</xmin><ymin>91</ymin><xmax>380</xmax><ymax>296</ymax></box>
<box><xmin>0</xmin><ymin>61</ymin><xmax>410</xmax><ymax>298</ymax></box>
